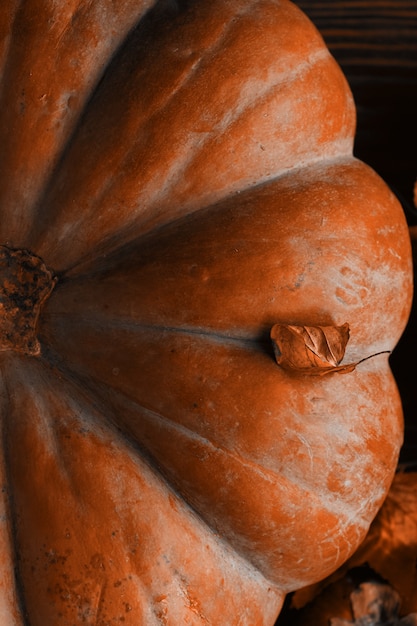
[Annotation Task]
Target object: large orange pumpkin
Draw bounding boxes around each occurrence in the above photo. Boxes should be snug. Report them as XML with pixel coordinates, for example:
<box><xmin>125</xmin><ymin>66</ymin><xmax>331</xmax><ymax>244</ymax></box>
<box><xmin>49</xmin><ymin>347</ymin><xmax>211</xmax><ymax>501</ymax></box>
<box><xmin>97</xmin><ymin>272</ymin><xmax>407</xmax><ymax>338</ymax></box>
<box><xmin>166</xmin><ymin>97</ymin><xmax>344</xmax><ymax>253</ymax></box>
<box><xmin>0</xmin><ymin>1</ymin><xmax>412</xmax><ymax>624</ymax></box>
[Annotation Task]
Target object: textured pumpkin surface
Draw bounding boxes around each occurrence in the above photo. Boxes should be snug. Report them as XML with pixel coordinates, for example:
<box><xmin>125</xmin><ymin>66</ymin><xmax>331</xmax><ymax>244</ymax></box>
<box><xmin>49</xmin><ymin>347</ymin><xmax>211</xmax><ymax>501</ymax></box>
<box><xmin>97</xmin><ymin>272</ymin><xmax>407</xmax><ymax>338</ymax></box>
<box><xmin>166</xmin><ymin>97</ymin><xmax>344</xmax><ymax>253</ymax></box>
<box><xmin>0</xmin><ymin>1</ymin><xmax>413</xmax><ymax>624</ymax></box>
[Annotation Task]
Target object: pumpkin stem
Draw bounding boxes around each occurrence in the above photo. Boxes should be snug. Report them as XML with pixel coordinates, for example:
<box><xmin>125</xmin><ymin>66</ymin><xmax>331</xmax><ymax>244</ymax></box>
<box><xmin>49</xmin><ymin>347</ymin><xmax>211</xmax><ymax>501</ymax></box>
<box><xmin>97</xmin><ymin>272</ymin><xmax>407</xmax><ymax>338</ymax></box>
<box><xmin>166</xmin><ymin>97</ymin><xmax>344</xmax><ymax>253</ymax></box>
<box><xmin>0</xmin><ymin>246</ymin><xmax>56</xmax><ymax>356</ymax></box>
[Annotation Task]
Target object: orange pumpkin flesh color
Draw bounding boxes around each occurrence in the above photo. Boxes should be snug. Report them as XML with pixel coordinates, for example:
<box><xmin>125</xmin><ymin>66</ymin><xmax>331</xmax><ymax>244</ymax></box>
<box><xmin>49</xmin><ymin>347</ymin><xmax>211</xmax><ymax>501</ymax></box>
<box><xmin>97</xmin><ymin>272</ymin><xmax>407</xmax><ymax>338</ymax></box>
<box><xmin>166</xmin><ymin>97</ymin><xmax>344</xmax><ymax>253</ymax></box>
<box><xmin>0</xmin><ymin>1</ymin><xmax>413</xmax><ymax>624</ymax></box>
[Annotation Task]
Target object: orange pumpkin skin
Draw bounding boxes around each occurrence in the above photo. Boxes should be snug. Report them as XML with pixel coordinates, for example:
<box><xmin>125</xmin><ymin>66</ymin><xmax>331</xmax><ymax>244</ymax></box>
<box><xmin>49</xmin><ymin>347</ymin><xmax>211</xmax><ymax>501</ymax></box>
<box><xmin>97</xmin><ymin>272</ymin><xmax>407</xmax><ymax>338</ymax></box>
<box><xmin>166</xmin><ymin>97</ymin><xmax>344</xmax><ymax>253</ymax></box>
<box><xmin>0</xmin><ymin>1</ymin><xmax>413</xmax><ymax>624</ymax></box>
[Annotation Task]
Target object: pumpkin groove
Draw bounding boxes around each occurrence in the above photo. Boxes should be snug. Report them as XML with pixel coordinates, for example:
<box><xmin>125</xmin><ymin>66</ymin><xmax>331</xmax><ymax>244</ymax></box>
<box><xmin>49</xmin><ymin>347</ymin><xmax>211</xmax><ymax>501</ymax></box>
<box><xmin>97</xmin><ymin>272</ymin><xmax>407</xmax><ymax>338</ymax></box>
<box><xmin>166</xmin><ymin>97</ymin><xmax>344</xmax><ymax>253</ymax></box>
<box><xmin>26</xmin><ymin>0</ymin><xmax>355</xmax><ymax>270</ymax></box>
<box><xmin>0</xmin><ymin>355</ymin><xmax>283</xmax><ymax>624</ymax></box>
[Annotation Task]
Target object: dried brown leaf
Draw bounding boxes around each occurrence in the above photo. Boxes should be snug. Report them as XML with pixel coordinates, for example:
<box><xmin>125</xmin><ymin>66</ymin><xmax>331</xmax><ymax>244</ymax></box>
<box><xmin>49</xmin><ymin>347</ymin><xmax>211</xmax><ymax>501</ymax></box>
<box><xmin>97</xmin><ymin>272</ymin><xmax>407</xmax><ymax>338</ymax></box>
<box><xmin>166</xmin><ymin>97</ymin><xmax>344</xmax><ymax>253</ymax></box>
<box><xmin>270</xmin><ymin>323</ymin><xmax>353</xmax><ymax>375</ymax></box>
<box><xmin>271</xmin><ymin>323</ymin><xmax>390</xmax><ymax>376</ymax></box>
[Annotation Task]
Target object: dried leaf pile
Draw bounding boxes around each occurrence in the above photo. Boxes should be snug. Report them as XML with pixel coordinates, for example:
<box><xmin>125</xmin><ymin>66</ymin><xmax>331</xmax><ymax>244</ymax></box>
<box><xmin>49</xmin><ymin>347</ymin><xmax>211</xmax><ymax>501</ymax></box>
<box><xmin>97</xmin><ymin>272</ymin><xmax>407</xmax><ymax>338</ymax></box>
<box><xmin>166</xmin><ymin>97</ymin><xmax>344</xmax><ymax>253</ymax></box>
<box><xmin>331</xmin><ymin>583</ymin><xmax>417</xmax><ymax>626</ymax></box>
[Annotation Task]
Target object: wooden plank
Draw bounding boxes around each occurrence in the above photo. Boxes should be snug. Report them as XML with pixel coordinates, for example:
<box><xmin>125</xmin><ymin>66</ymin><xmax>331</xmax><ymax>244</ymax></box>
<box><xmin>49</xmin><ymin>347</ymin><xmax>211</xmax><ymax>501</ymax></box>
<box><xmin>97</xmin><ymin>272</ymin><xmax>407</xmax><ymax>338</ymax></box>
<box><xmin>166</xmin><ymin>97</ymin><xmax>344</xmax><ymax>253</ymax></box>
<box><xmin>295</xmin><ymin>1</ymin><xmax>417</xmax><ymax>222</ymax></box>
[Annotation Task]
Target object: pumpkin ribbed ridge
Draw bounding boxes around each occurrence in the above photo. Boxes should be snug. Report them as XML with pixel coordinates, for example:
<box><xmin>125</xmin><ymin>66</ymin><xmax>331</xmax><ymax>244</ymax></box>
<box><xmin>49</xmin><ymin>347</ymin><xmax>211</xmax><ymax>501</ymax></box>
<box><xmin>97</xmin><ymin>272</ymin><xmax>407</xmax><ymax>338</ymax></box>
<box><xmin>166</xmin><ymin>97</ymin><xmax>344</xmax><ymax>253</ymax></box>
<box><xmin>0</xmin><ymin>0</ymin><xmax>156</xmax><ymax>243</ymax></box>
<box><xmin>40</xmin><ymin>311</ymin><xmax>403</xmax><ymax>589</ymax></box>
<box><xmin>1</xmin><ymin>355</ymin><xmax>284</xmax><ymax>624</ymax></box>
<box><xmin>27</xmin><ymin>0</ymin><xmax>354</xmax><ymax>270</ymax></box>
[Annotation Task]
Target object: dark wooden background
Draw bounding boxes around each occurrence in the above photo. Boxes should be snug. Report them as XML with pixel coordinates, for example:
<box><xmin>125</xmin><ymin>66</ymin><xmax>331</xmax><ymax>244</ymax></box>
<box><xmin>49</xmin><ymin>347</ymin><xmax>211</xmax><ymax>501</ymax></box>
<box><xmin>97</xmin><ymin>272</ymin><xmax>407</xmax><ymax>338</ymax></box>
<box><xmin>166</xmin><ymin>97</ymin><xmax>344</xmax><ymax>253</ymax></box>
<box><xmin>295</xmin><ymin>0</ymin><xmax>417</xmax><ymax>213</ymax></box>
<box><xmin>294</xmin><ymin>0</ymin><xmax>417</xmax><ymax>465</ymax></box>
